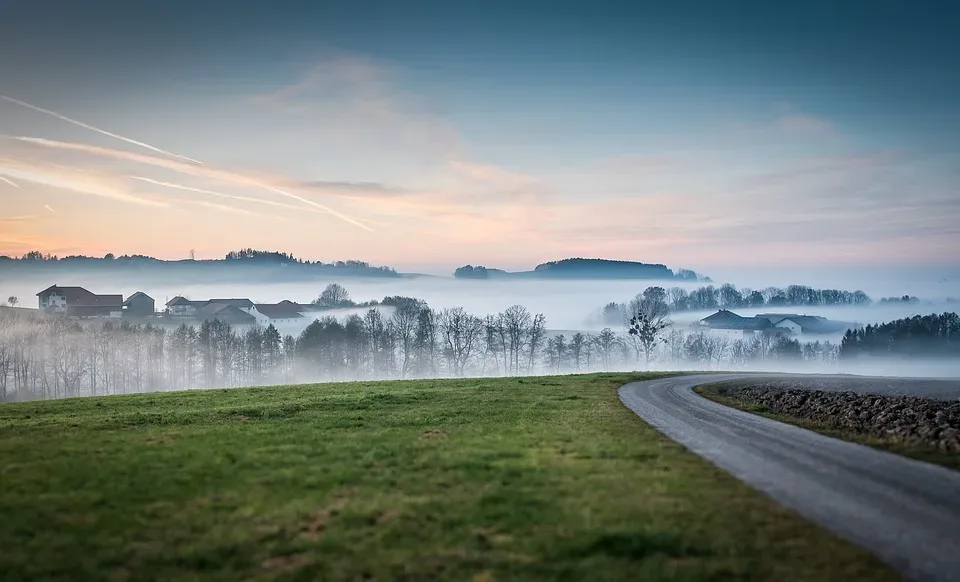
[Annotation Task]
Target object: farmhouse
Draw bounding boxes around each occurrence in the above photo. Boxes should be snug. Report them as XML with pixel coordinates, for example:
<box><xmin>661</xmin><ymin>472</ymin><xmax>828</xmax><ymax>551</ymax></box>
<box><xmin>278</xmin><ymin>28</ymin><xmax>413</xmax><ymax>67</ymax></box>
<box><xmin>36</xmin><ymin>285</ymin><xmax>123</xmax><ymax>318</ymax></box>
<box><xmin>195</xmin><ymin>303</ymin><xmax>257</xmax><ymax>326</ymax></box>
<box><xmin>699</xmin><ymin>309</ymin><xmax>854</xmax><ymax>338</ymax></box>
<box><xmin>252</xmin><ymin>301</ymin><xmax>305</xmax><ymax>327</ymax></box>
<box><xmin>165</xmin><ymin>297</ymin><xmax>255</xmax><ymax>318</ymax></box>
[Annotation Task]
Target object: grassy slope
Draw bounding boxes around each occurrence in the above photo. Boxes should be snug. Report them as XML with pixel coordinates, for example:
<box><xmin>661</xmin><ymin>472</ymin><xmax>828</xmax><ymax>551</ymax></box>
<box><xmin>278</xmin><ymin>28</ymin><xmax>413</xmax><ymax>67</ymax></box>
<box><xmin>0</xmin><ymin>374</ymin><xmax>897</xmax><ymax>582</ymax></box>
<box><xmin>695</xmin><ymin>383</ymin><xmax>960</xmax><ymax>472</ymax></box>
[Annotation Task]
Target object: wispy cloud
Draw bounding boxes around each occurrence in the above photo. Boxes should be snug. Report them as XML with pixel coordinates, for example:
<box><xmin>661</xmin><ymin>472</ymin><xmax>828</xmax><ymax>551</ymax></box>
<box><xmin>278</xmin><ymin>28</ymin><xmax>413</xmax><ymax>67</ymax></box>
<box><xmin>43</xmin><ymin>204</ymin><xmax>55</xmax><ymax>212</ymax></box>
<box><xmin>0</xmin><ymin>95</ymin><xmax>204</xmax><ymax>165</ymax></box>
<box><xmin>0</xmin><ymin>160</ymin><xmax>167</xmax><ymax>207</ymax></box>
<box><xmin>10</xmin><ymin>136</ymin><xmax>373</xmax><ymax>230</ymax></box>
<box><xmin>130</xmin><ymin>176</ymin><xmax>318</xmax><ymax>213</ymax></box>
<box><xmin>0</xmin><ymin>175</ymin><xmax>20</xmax><ymax>188</ymax></box>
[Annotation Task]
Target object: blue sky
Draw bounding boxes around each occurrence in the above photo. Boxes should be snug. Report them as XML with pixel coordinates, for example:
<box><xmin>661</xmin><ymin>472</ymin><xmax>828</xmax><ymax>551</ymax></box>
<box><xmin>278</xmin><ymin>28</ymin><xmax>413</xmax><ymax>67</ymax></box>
<box><xmin>1</xmin><ymin>0</ymin><xmax>958</xmax><ymax>272</ymax></box>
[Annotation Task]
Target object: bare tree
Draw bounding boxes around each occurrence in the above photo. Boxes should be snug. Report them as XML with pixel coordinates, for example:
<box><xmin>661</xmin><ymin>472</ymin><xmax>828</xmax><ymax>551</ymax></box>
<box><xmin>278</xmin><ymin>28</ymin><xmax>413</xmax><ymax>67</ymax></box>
<box><xmin>625</xmin><ymin>293</ymin><xmax>671</xmax><ymax>369</ymax></box>
<box><xmin>438</xmin><ymin>307</ymin><xmax>484</xmax><ymax>377</ymax></box>
<box><xmin>314</xmin><ymin>283</ymin><xmax>351</xmax><ymax>308</ymax></box>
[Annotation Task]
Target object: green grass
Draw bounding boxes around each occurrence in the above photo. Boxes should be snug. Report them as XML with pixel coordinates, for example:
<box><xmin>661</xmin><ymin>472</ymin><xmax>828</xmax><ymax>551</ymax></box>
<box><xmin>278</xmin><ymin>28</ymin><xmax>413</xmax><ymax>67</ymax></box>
<box><xmin>0</xmin><ymin>374</ymin><xmax>898</xmax><ymax>581</ymax></box>
<box><xmin>696</xmin><ymin>383</ymin><xmax>960</xmax><ymax>472</ymax></box>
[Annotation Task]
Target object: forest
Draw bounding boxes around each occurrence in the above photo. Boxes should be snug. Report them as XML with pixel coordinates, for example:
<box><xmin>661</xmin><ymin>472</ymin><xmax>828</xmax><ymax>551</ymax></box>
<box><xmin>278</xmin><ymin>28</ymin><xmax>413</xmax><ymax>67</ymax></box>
<box><xmin>0</xmin><ymin>297</ymin><xmax>837</xmax><ymax>402</ymax></box>
<box><xmin>839</xmin><ymin>313</ymin><xmax>960</xmax><ymax>359</ymax></box>
<box><xmin>597</xmin><ymin>283</ymin><xmax>873</xmax><ymax>324</ymax></box>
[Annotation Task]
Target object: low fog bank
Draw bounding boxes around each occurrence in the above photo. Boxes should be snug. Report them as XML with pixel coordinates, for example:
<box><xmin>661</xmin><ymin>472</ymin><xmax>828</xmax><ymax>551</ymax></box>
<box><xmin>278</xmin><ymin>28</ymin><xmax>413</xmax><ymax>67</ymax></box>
<box><xmin>4</xmin><ymin>270</ymin><xmax>959</xmax><ymax>331</ymax></box>
<box><xmin>1</xmin><ymin>303</ymin><xmax>956</xmax><ymax>402</ymax></box>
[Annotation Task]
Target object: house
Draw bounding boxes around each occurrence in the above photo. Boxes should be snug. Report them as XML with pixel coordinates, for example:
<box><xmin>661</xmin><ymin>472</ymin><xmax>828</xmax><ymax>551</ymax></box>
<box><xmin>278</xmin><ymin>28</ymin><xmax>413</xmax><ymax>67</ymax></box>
<box><xmin>699</xmin><ymin>309</ymin><xmax>853</xmax><ymax>338</ymax></box>
<box><xmin>252</xmin><ymin>301</ymin><xmax>306</xmax><ymax>327</ymax></box>
<box><xmin>36</xmin><ymin>285</ymin><xmax>122</xmax><ymax>318</ymax></box>
<box><xmin>166</xmin><ymin>297</ymin><xmax>255</xmax><ymax>318</ymax></box>
<box><xmin>754</xmin><ymin>313</ymin><xmax>854</xmax><ymax>335</ymax></box>
<box><xmin>166</xmin><ymin>296</ymin><xmax>209</xmax><ymax>317</ymax></box>
<box><xmin>195</xmin><ymin>303</ymin><xmax>256</xmax><ymax>326</ymax></box>
<box><xmin>698</xmin><ymin>309</ymin><xmax>779</xmax><ymax>339</ymax></box>
<box><xmin>122</xmin><ymin>292</ymin><xmax>155</xmax><ymax>318</ymax></box>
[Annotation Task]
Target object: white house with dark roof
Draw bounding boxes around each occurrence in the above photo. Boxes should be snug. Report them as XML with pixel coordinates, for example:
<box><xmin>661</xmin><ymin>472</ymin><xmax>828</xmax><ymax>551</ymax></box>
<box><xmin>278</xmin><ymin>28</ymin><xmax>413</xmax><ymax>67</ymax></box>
<box><xmin>699</xmin><ymin>310</ymin><xmax>855</xmax><ymax>339</ymax></box>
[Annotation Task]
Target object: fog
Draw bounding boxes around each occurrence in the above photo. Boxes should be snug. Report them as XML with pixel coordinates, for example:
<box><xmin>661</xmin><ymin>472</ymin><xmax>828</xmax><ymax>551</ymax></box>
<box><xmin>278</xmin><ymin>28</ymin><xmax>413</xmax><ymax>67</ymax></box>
<box><xmin>1</xmin><ymin>268</ymin><xmax>958</xmax><ymax>402</ymax></box>
<box><xmin>5</xmin><ymin>269</ymin><xmax>959</xmax><ymax>331</ymax></box>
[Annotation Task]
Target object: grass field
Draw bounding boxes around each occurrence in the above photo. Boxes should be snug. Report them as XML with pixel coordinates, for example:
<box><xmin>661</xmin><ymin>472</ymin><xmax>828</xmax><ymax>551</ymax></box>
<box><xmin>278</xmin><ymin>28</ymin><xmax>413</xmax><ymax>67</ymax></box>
<box><xmin>0</xmin><ymin>374</ymin><xmax>898</xmax><ymax>581</ymax></box>
<box><xmin>696</xmin><ymin>383</ymin><xmax>960</xmax><ymax>472</ymax></box>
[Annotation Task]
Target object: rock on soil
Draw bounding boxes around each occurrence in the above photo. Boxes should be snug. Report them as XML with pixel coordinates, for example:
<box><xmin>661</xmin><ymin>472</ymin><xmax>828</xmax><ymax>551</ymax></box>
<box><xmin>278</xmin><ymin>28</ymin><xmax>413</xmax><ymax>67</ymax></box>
<box><xmin>711</xmin><ymin>383</ymin><xmax>960</xmax><ymax>453</ymax></box>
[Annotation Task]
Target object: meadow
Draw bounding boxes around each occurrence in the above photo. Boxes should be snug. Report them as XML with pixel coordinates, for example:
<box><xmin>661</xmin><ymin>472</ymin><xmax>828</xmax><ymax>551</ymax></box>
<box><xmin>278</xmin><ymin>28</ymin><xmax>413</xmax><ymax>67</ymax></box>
<box><xmin>0</xmin><ymin>374</ymin><xmax>896</xmax><ymax>581</ymax></box>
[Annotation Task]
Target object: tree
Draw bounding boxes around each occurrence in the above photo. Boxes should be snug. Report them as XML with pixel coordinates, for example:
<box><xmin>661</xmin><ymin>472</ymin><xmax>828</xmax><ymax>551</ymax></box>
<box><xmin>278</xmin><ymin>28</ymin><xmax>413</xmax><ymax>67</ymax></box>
<box><xmin>5</xmin><ymin>296</ymin><xmax>17</xmax><ymax>307</ymax></box>
<box><xmin>438</xmin><ymin>307</ymin><xmax>484</xmax><ymax>376</ymax></box>
<box><xmin>625</xmin><ymin>292</ymin><xmax>671</xmax><ymax>368</ymax></box>
<box><xmin>313</xmin><ymin>283</ymin><xmax>352</xmax><ymax>308</ymax></box>
<box><xmin>719</xmin><ymin>284</ymin><xmax>743</xmax><ymax>309</ymax></box>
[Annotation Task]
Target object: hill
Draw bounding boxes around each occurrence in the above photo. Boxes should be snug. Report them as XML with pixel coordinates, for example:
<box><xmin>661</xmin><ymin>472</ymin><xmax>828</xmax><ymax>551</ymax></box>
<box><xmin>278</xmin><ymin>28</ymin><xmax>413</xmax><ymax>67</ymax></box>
<box><xmin>0</xmin><ymin>374</ymin><xmax>891</xmax><ymax>581</ymax></box>
<box><xmin>0</xmin><ymin>249</ymin><xmax>403</xmax><ymax>284</ymax></box>
<box><xmin>454</xmin><ymin>258</ymin><xmax>709</xmax><ymax>281</ymax></box>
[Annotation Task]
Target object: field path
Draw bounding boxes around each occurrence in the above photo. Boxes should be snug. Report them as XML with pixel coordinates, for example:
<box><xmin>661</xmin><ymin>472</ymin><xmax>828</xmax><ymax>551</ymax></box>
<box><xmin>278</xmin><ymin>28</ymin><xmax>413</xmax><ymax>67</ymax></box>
<box><xmin>619</xmin><ymin>373</ymin><xmax>960</xmax><ymax>582</ymax></box>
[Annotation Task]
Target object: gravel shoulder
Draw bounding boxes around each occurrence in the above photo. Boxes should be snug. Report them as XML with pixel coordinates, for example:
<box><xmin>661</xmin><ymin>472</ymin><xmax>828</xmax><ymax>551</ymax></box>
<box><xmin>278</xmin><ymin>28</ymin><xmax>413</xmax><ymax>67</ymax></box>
<box><xmin>696</xmin><ymin>380</ymin><xmax>960</xmax><ymax>471</ymax></box>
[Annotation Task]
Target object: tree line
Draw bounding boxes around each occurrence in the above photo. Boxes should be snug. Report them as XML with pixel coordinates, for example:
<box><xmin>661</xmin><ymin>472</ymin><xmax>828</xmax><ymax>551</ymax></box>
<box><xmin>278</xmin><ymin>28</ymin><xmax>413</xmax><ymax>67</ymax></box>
<box><xmin>0</xmin><ymin>294</ymin><xmax>846</xmax><ymax>401</ymax></box>
<box><xmin>599</xmin><ymin>284</ymin><xmax>873</xmax><ymax>324</ymax></box>
<box><xmin>839</xmin><ymin>313</ymin><xmax>960</xmax><ymax>359</ymax></box>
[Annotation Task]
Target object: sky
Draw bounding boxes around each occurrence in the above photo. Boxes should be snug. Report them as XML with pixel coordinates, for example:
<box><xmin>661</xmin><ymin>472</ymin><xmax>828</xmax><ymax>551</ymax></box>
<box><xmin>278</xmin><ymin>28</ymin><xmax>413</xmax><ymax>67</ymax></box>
<box><xmin>1</xmin><ymin>0</ymin><xmax>958</xmax><ymax>274</ymax></box>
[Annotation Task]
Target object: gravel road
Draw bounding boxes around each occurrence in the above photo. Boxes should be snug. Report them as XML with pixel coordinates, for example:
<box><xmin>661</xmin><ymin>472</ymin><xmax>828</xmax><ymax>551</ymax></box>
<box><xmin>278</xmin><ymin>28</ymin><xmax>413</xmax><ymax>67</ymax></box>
<box><xmin>619</xmin><ymin>373</ymin><xmax>960</xmax><ymax>582</ymax></box>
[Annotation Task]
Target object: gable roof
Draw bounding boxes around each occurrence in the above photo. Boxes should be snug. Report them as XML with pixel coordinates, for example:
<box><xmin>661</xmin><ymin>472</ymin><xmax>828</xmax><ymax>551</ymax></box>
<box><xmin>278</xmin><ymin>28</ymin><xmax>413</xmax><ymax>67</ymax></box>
<box><xmin>700</xmin><ymin>310</ymin><xmax>774</xmax><ymax>331</ymax></box>
<box><xmin>166</xmin><ymin>296</ymin><xmax>204</xmax><ymax>307</ymax></box>
<box><xmin>37</xmin><ymin>285</ymin><xmax>121</xmax><ymax>307</ymax></box>
<box><xmin>208</xmin><ymin>298</ymin><xmax>254</xmax><ymax>308</ymax></box>
<box><xmin>254</xmin><ymin>303</ymin><xmax>305</xmax><ymax>319</ymax></box>
<box><xmin>196</xmin><ymin>303</ymin><xmax>256</xmax><ymax>322</ymax></box>
<box><xmin>122</xmin><ymin>291</ymin><xmax>154</xmax><ymax>306</ymax></box>
<box><xmin>37</xmin><ymin>285</ymin><xmax>95</xmax><ymax>301</ymax></box>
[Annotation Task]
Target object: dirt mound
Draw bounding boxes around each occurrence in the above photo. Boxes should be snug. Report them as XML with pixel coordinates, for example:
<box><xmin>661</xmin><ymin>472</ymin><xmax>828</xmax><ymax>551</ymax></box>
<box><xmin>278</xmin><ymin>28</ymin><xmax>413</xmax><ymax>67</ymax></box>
<box><xmin>712</xmin><ymin>384</ymin><xmax>960</xmax><ymax>453</ymax></box>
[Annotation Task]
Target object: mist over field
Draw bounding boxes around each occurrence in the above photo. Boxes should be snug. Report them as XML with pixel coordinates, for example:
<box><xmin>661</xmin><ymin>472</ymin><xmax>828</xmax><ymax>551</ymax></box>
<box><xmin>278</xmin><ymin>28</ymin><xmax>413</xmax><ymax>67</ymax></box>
<box><xmin>2</xmin><ymin>262</ymin><xmax>959</xmax><ymax>403</ymax></box>
<box><xmin>5</xmin><ymin>266</ymin><xmax>959</xmax><ymax>331</ymax></box>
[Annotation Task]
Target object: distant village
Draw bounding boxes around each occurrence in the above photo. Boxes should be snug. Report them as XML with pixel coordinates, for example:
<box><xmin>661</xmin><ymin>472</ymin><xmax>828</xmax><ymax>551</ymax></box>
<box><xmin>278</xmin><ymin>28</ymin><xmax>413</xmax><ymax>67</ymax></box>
<box><xmin>16</xmin><ymin>285</ymin><xmax>861</xmax><ymax>340</ymax></box>
<box><xmin>28</xmin><ymin>284</ymin><xmax>345</xmax><ymax>334</ymax></box>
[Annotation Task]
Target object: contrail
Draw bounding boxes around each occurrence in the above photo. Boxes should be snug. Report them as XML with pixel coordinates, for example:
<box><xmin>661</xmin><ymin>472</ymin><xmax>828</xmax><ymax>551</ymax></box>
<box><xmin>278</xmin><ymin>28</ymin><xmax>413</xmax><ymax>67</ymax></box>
<box><xmin>1</xmin><ymin>95</ymin><xmax>205</xmax><ymax>165</ymax></box>
<box><xmin>0</xmin><ymin>175</ymin><xmax>20</xmax><ymax>188</ymax></box>
<box><xmin>130</xmin><ymin>176</ymin><xmax>319</xmax><ymax>213</ymax></box>
<box><xmin>12</xmin><ymin>136</ymin><xmax>374</xmax><ymax>231</ymax></box>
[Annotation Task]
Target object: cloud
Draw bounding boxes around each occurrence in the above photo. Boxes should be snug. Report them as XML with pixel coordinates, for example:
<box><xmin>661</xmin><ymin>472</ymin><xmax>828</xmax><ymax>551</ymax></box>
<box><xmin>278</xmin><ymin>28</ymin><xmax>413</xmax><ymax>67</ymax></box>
<box><xmin>0</xmin><ymin>159</ymin><xmax>168</xmax><ymax>207</ymax></box>
<box><xmin>0</xmin><ymin>215</ymin><xmax>37</xmax><ymax>223</ymax></box>
<box><xmin>0</xmin><ymin>175</ymin><xmax>20</xmax><ymax>188</ymax></box>
<box><xmin>130</xmin><ymin>176</ymin><xmax>320</xmax><ymax>213</ymax></box>
<box><xmin>173</xmin><ymin>198</ymin><xmax>268</xmax><ymax>218</ymax></box>
<box><xmin>0</xmin><ymin>95</ymin><xmax>204</xmax><ymax>165</ymax></box>
<box><xmin>44</xmin><ymin>204</ymin><xmax>55</xmax><ymax>212</ymax></box>
<box><xmin>8</xmin><ymin>136</ymin><xmax>373</xmax><ymax>230</ymax></box>
<box><xmin>778</xmin><ymin>113</ymin><xmax>835</xmax><ymax>135</ymax></box>
<box><xmin>250</xmin><ymin>53</ymin><xmax>462</xmax><ymax>159</ymax></box>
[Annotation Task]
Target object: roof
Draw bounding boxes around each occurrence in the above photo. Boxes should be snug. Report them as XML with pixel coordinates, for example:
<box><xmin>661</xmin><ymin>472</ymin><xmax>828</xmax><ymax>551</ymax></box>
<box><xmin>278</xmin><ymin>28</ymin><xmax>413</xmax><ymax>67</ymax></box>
<box><xmin>75</xmin><ymin>294</ymin><xmax>122</xmax><ymax>307</ymax></box>
<box><xmin>254</xmin><ymin>303</ymin><xmax>305</xmax><ymax>319</ymax></box>
<box><xmin>196</xmin><ymin>303</ymin><xmax>256</xmax><ymax>323</ymax></box>
<box><xmin>208</xmin><ymin>298</ymin><xmax>254</xmax><ymax>308</ymax></box>
<box><xmin>37</xmin><ymin>285</ymin><xmax>95</xmax><ymax>302</ymax></box>
<box><xmin>166</xmin><ymin>296</ymin><xmax>204</xmax><ymax>307</ymax></box>
<box><xmin>37</xmin><ymin>285</ymin><xmax>121</xmax><ymax>307</ymax></box>
<box><xmin>122</xmin><ymin>291</ymin><xmax>154</xmax><ymax>306</ymax></box>
<box><xmin>699</xmin><ymin>310</ymin><xmax>773</xmax><ymax>331</ymax></box>
<box><xmin>755</xmin><ymin>313</ymin><xmax>851</xmax><ymax>334</ymax></box>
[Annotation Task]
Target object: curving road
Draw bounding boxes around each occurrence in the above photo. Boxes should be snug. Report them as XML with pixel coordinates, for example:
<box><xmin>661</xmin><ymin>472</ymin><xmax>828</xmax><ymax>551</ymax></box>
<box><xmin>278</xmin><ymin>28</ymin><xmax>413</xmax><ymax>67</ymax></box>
<box><xmin>619</xmin><ymin>374</ymin><xmax>960</xmax><ymax>582</ymax></box>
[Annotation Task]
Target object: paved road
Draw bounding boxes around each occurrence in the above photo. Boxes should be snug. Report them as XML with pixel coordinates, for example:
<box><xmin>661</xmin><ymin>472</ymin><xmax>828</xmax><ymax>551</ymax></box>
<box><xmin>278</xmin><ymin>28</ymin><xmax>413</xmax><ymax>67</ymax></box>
<box><xmin>619</xmin><ymin>373</ymin><xmax>960</xmax><ymax>582</ymax></box>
